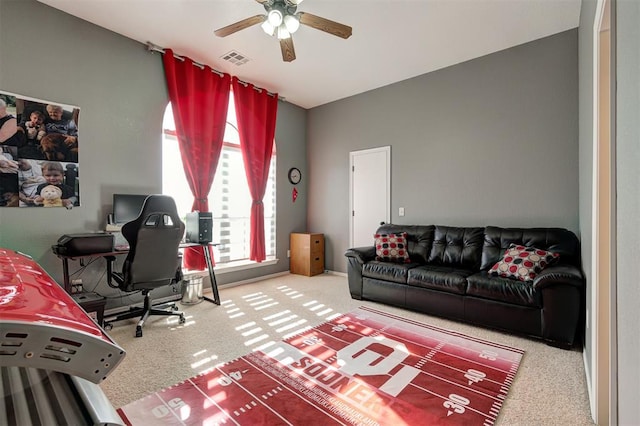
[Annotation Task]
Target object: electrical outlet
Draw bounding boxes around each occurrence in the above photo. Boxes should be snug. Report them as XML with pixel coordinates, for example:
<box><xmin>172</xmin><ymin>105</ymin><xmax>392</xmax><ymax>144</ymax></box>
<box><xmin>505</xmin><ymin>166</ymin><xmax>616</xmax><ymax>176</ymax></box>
<box><xmin>287</xmin><ymin>250</ymin><xmax>291</xmax><ymax>258</ymax></box>
<box><xmin>399</xmin><ymin>207</ymin><xmax>405</xmax><ymax>217</ymax></box>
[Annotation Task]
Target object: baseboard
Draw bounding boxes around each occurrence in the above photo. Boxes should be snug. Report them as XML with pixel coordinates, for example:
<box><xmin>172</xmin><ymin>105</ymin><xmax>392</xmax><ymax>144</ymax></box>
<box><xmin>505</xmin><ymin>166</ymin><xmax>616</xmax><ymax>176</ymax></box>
<box><xmin>212</xmin><ymin>271</ymin><xmax>290</xmax><ymax>291</ymax></box>
<box><xmin>583</xmin><ymin>345</ymin><xmax>595</xmax><ymax>422</ymax></box>
<box><xmin>106</xmin><ymin>270</ymin><xmax>345</xmax><ymax>316</ymax></box>
<box><xmin>206</xmin><ymin>270</ymin><xmax>346</xmax><ymax>294</ymax></box>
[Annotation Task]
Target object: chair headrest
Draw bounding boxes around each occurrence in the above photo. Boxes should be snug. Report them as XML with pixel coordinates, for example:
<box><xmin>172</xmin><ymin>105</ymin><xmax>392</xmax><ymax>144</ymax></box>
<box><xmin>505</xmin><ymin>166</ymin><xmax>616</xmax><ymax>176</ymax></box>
<box><xmin>121</xmin><ymin>195</ymin><xmax>184</xmax><ymax>245</ymax></box>
<box><xmin>138</xmin><ymin>195</ymin><xmax>180</xmax><ymax>217</ymax></box>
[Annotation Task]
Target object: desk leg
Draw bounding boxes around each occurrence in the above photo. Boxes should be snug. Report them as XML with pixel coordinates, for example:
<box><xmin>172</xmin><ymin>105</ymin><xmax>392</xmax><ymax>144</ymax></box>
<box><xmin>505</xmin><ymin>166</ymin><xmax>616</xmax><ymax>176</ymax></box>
<box><xmin>202</xmin><ymin>246</ymin><xmax>220</xmax><ymax>305</ymax></box>
<box><xmin>62</xmin><ymin>258</ymin><xmax>71</xmax><ymax>293</ymax></box>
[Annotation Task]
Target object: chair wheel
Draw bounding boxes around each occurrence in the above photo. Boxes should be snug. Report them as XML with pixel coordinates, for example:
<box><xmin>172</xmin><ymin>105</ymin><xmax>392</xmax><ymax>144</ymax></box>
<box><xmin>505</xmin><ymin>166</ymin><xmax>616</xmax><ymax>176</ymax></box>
<box><xmin>172</xmin><ymin>305</ymin><xmax>179</xmax><ymax>311</ymax></box>
<box><xmin>103</xmin><ymin>323</ymin><xmax>113</xmax><ymax>331</ymax></box>
<box><xmin>179</xmin><ymin>314</ymin><xmax>186</xmax><ymax>324</ymax></box>
<box><xmin>135</xmin><ymin>327</ymin><xmax>143</xmax><ymax>338</ymax></box>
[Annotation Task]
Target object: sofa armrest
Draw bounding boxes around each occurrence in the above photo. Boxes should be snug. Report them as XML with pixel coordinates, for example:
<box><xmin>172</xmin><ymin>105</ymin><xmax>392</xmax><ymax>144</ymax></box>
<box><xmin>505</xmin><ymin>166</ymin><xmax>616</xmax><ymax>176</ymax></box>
<box><xmin>533</xmin><ymin>264</ymin><xmax>584</xmax><ymax>290</ymax></box>
<box><xmin>344</xmin><ymin>246</ymin><xmax>377</xmax><ymax>264</ymax></box>
<box><xmin>344</xmin><ymin>246</ymin><xmax>376</xmax><ymax>300</ymax></box>
<box><xmin>534</xmin><ymin>264</ymin><xmax>584</xmax><ymax>347</ymax></box>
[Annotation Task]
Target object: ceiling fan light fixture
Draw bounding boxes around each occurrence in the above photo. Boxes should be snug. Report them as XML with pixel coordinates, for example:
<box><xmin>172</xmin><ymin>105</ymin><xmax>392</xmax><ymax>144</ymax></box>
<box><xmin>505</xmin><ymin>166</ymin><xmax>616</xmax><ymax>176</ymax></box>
<box><xmin>283</xmin><ymin>14</ymin><xmax>300</xmax><ymax>34</ymax></box>
<box><xmin>267</xmin><ymin>8</ymin><xmax>284</xmax><ymax>27</ymax></box>
<box><xmin>261</xmin><ymin>19</ymin><xmax>275</xmax><ymax>36</ymax></box>
<box><xmin>213</xmin><ymin>0</ymin><xmax>352</xmax><ymax>62</ymax></box>
<box><xmin>277</xmin><ymin>24</ymin><xmax>291</xmax><ymax>40</ymax></box>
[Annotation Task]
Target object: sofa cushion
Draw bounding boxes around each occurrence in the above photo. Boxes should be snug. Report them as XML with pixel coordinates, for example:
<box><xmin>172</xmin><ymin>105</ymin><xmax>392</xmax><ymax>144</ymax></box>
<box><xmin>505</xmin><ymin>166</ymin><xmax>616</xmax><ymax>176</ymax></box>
<box><xmin>488</xmin><ymin>244</ymin><xmax>560</xmax><ymax>282</ymax></box>
<box><xmin>374</xmin><ymin>232</ymin><xmax>410</xmax><ymax>263</ymax></box>
<box><xmin>428</xmin><ymin>226</ymin><xmax>484</xmax><ymax>270</ymax></box>
<box><xmin>481</xmin><ymin>226</ymin><xmax>580</xmax><ymax>270</ymax></box>
<box><xmin>407</xmin><ymin>265</ymin><xmax>473</xmax><ymax>295</ymax></box>
<box><xmin>466</xmin><ymin>272</ymin><xmax>541</xmax><ymax>307</ymax></box>
<box><xmin>376</xmin><ymin>224</ymin><xmax>434</xmax><ymax>264</ymax></box>
<box><xmin>363</xmin><ymin>261</ymin><xmax>418</xmax><ymax>284</ymax></box>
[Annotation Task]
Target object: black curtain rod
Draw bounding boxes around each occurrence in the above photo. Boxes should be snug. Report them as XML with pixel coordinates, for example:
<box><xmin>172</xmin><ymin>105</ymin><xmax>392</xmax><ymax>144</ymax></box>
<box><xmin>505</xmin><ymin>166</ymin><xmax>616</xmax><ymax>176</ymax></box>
<box><xmin>146</xmin><ymin>42</ymin><xmax>280</xmax><ymax>99</ymax></box>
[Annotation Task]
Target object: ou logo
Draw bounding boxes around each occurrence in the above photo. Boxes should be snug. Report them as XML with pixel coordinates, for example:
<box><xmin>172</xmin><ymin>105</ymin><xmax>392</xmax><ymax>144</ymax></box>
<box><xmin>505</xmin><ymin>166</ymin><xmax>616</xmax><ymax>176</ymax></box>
<box><xmin>336</xmin><ymin>336</ymin><xmax>419</xmax><ymax>397</ymax></box>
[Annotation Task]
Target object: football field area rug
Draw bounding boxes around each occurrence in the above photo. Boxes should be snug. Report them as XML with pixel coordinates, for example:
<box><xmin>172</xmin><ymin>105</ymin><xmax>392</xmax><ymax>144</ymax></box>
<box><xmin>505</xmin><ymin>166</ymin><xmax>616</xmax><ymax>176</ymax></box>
<box><xmin>117</xmin><ymin>306</ymin><xmax>524</xmax><ymax>425</ymax></box>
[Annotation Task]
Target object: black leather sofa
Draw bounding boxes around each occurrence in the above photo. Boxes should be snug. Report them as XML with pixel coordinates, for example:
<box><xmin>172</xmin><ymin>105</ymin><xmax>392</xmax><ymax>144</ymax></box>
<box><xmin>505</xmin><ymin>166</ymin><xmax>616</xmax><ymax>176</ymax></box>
<box><xmin>345</xmin><ymin>224</ymin><xmax>584</xmax><ymax>348</ymax></box>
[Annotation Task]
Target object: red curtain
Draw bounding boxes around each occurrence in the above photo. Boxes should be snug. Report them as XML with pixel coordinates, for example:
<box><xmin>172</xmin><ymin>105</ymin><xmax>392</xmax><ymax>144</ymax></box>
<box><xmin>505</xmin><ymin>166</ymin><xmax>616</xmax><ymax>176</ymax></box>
<box><xmin>232</xmin><ymin>77</ymin><xmax>278</xmax><ymax>262</ymax></box>
<box><xmin>163</xmin><ymin>49</ymin><xmax>231</xmax><ymax>270</ymax></box>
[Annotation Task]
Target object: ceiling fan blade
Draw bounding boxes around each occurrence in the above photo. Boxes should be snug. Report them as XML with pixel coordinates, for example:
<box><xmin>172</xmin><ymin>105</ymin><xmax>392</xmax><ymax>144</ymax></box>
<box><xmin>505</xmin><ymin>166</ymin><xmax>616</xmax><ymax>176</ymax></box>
<box><xmin>214</xmin><ymin>15</ymin><xmax>265</xmax><ymax>37</ymax></box>
<box><xmin>255</xmin><ymin>0</ymin><xmax>269</xmax><ymax>3</ymax></box>
<box><xmin>280</xmin><ymin>37</ymin><xmax>296</xmax><ymax>62</ymax></box>
<box><xmin>299</xmin><ymin>12</ymin><xmax>352</xmax><ymax>39</ymax></box>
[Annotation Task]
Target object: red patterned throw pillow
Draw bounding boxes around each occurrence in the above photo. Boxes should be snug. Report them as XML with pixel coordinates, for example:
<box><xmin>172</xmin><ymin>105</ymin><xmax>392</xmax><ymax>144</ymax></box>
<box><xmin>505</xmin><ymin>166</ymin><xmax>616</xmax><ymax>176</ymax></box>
<box><xmin>374</xmin><ymin>232</ymin><xmax>411</xmax><ymax>263</ymax></box>
<box><xmin>488</xmin><ymin>244</ymin><xmax>559</xmax><ymax>282</ymax></box>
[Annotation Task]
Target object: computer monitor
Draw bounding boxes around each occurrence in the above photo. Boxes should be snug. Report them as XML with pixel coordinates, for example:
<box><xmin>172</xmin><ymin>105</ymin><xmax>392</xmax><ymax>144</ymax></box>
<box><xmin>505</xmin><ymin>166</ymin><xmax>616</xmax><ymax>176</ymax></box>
<box><xmin>112</xmin><ymin>194</ymin><xmax>149</xmax><ymax>225</ymax></box>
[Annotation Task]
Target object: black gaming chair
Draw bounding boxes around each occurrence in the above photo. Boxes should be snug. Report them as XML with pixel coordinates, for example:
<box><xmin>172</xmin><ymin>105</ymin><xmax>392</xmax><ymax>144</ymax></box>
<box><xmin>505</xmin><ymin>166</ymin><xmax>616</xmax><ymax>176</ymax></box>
<box><xmin>105</xmin><ymin>195</ymin><xmax>186</xmax><ymax>337</ymax></box>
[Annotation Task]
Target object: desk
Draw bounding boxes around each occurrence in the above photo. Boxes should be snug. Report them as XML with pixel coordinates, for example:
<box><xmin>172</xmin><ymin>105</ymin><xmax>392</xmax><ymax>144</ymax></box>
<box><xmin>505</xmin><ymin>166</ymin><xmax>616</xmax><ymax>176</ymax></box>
<box><xmin>52</xmin><ymin>243</ymin><xmax>221</xmax><ymax>305</ymax></box>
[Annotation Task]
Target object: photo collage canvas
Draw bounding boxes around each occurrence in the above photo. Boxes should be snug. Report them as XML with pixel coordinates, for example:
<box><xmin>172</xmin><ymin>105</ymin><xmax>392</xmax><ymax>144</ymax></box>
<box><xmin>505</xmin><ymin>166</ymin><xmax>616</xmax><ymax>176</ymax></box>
<box><xmin>0</xmin><ymin>90</ymin><xmax>80</xmax><ymax>208</ymax></box>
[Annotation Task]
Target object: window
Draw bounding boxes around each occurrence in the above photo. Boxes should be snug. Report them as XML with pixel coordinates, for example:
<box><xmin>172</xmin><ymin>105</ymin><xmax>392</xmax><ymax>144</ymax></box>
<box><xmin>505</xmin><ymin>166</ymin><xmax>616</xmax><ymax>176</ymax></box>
<box><xmin>162</xmin><ymin>95</ymin><xmax>276</xmax><ymax>265</ymax></box>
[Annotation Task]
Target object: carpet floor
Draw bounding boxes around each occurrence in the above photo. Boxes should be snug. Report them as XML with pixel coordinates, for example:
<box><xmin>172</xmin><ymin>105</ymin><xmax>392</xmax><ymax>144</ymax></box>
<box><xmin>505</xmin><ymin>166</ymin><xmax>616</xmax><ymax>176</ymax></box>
<box><xmin>100</xmin><ymin>273</ymin><xmax>593</xmax><ymax>425</ymax></box>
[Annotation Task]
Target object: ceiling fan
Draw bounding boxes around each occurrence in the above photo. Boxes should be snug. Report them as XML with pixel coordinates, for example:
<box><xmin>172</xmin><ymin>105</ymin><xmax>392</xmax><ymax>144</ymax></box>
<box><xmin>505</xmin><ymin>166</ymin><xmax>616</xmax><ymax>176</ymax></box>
<box><xmin>214</xmin><ymin>0</ymin><xmax>352</xmax><ymax>62</ymax></box>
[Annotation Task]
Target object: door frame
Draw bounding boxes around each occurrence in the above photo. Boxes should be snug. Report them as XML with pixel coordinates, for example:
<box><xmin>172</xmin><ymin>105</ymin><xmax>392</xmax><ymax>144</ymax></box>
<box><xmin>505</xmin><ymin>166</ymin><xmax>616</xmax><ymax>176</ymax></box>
<box><xmin>590</xmin><ymin>0</ymin><xmax>616</xmax><ymax>423</ymax></box>
<box><xmin>349</xmin><ymin>146</ymin><xmax>391</xmax><ymax>248</ymax></box>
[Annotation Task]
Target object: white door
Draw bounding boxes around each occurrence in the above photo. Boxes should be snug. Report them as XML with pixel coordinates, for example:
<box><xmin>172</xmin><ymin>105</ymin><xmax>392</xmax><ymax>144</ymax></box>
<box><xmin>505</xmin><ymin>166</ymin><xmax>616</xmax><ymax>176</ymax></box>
<box><xmin>350</xmin><ymin>146</ymin><xmax>391</xmax><ymax>247</ymax></box>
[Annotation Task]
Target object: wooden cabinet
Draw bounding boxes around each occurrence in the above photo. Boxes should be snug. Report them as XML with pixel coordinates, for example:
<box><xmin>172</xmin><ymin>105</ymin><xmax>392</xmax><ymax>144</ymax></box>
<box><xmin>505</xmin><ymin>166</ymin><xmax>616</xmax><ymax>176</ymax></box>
<box><xmin>290</xmin><ymin>233</ymin><xmax>324</xmax><ymax>276</ymax></box>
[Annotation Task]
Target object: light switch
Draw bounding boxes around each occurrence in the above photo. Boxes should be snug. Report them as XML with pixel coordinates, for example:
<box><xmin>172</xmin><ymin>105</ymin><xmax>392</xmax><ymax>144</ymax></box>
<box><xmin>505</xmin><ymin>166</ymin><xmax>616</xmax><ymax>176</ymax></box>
<box><xmin>399</xmin><ymin>207</ymin><xmax>405</xmax><ymax>217</ymax></box>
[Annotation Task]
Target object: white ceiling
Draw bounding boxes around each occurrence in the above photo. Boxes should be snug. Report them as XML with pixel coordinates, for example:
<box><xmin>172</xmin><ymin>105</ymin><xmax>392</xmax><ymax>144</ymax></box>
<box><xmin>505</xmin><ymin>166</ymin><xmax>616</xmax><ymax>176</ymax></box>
<box><xmin>36</xmin><ymin>0</ymin><xmax>581</xmax><ymax>109</ymax></box>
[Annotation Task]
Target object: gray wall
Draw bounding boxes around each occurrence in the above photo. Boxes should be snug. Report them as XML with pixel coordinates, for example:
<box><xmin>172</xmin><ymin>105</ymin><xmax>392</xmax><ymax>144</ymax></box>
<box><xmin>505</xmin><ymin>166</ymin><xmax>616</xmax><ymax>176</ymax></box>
<box><xmin>578</xmin><ymin>0</ymin><xmax>596</xmax><ymax>401</ymax></box>
<box><xmin>615</xmin><ymin>0</ymin><xmax>640</xmax><ymax>422</ymax></box>
<box><xmin>308</xmin><ymin>30</ymin><xmax>579</xmax><ymax>273</ymax></box>
<box><xmin>0</xmin><ymin>0</ymin><xmax>307</xmax><ymax>309</ymax></box>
